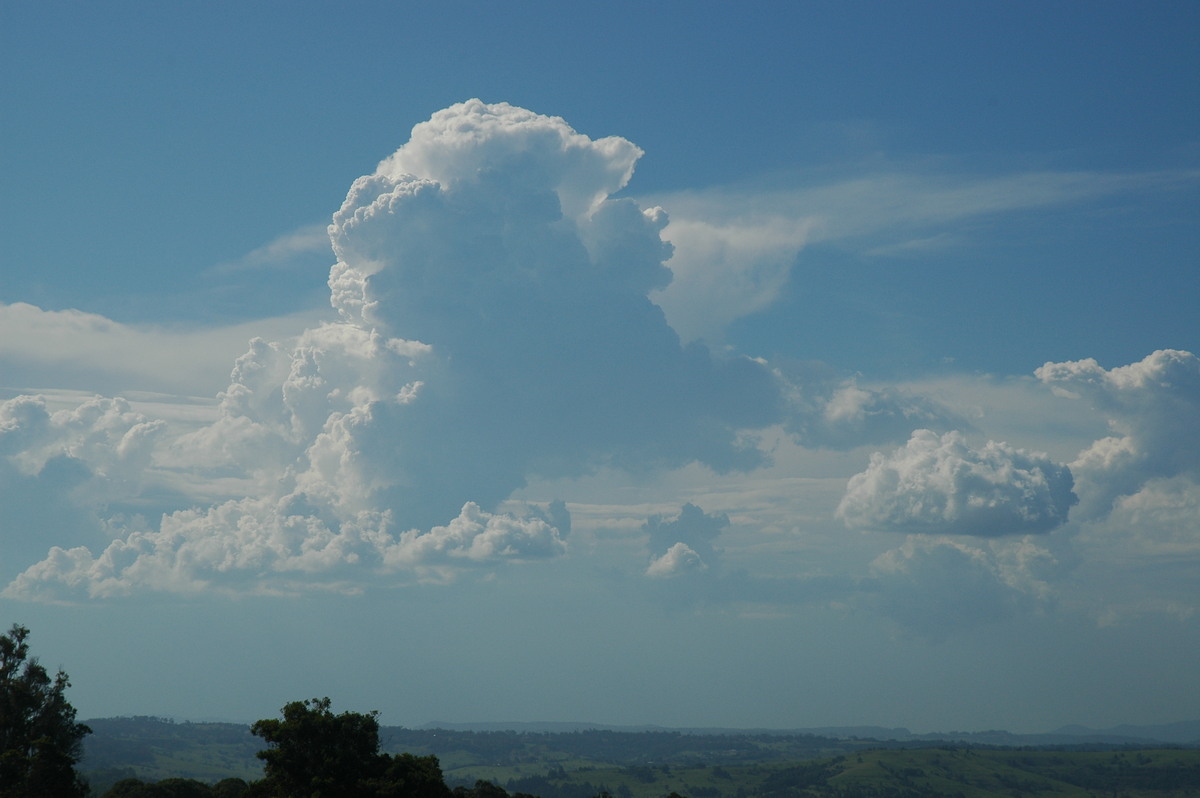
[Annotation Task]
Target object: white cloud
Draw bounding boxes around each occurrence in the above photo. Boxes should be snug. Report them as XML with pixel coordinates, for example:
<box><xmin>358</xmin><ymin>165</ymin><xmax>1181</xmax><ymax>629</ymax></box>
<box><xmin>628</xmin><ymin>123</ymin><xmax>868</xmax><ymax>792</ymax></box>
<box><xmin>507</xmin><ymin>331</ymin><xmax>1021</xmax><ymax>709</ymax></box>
<box><xmin>645</xmin><ymin>169</ymin><xmax>1200</xmax><ymax>343</ymax></box>
<box><xmin>869</xmin><ymin>534</ymin><xmax>1060</xmax><ymax>640</ymax></box>
<box><xmin>0</xmin><ymin>301</ymin><xmax>320</xmax><ymax>396</ymax></box>
<box><xmin>1101</xmin><ymin>477</ymin><xmax>1200</xmax><ymax>559</ymax></box>
<box><xmin>5</xmin><ymin>100</ymin><xmax>785</xmax><ymax>599</ymax></box>
<box><xmin>0</xmin><ymin>393</ymin><xmax>166</xmax><ymax>575</ymax></box>
<box><xmin>318</xmin><ymin>99</ymin><xmax>783</xmax><ymax>520</ymax></box>
<box><xmin>1048</xmin><ymin>476</ymin><xmax>1200</xmax><ymax>625</ymax></box>
<box><xmin>375</xmin><ymin>99</ymin><xmax>643</xmax><ymax>222</ymax></box>
<box><xmin>649</xmin><ymin>214</ymin><xmax>818</xmax><ymax>344</ymax></box>
<box><xmin>646</xmin><ymin>542</ymin><xmax>707</xmax><ymax>578</ymax></box>
<box><xmin>775</xmin><ymin>361</ymin><xmax>965</xmax><ymax>450</ymax></box>
<box><xmin>3</xmin><ymin>497</ymin><xmax>565</xmax><ymax>600</ymax></box>
<box><xmin>208</xmin><ymin>223</ymin><xmax>332</xmax><ymax>275</ymax></box>
<box><xmin>0</xmin><ymin>97</ymin><xmax>1186</xmax><ymax>624</ymax></box>
<box><xmin>838</xmin><ymin>429</ymin><xmax>1076</xmax><ymax>536</ymax></box>
<box><xmin>1036</xmin><ymin>349</ymin><xmax>1200</xmax><ymax>519</ymax></box>
<box><xmin>644</xmin><ymin>502</ymin><xmax>728</xmax><ymax>564</ymax></box>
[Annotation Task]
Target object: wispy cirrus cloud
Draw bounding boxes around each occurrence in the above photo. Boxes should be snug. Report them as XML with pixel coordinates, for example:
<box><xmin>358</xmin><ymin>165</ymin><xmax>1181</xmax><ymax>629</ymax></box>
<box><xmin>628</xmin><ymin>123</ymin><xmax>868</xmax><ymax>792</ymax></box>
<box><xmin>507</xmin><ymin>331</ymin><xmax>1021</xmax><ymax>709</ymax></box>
<box><xmin>645</xmin><ymin>168</ymin><xmax>1200</xmax><ymax>343</ymax></box>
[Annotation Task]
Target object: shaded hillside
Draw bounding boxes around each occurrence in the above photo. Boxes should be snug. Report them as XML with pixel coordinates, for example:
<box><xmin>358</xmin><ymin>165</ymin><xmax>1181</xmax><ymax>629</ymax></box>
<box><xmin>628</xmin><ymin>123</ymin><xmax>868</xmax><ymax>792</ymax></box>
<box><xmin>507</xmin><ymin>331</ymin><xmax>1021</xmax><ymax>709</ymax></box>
<box><xmin>82</xmin><ymin>716</ymin><xmax>263</xmax><ymax>785</ymax></box>
<box><xmin>473</xmin><ymin>749</ymin><xmax>1200</xmax><ymax>798</ymax></box>
<box><xmin>782</xmin><ymin>747</ymin><xmax>1200</xmax><ymax>797</ymax></box>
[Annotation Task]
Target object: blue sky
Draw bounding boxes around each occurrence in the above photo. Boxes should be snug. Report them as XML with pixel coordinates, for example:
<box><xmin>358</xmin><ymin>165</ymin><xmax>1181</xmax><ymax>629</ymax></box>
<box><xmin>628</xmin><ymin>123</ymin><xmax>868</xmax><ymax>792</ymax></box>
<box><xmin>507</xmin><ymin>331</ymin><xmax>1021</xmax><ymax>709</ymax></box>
<box><xmin>1</xmin><ymin>1</ymin><xmax>1198</xmax><ymax>734</ymax></box>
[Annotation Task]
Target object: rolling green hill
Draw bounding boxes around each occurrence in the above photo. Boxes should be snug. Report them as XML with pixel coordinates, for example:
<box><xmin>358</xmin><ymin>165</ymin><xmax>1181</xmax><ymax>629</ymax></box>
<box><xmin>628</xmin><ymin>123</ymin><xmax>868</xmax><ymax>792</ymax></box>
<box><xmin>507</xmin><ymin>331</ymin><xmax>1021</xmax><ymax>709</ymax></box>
<box><xmin>79</xmin><ymin>717</ymin><xmax>1200</xmax><ymax>798</ymax></box>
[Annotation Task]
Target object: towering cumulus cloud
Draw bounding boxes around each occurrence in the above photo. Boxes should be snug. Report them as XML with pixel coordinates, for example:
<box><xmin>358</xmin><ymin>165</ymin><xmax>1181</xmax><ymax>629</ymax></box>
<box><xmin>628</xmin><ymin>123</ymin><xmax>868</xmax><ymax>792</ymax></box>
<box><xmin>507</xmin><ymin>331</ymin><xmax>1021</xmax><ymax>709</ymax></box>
<box><xmin>6</xmin><ymin>100</ymin><xmax>783</xmax><ymax>599</ymax></box>
<box><xmin>322</xmin><ymin>100</ymin><xmax>780</xmax><ymax>529</ymax></box>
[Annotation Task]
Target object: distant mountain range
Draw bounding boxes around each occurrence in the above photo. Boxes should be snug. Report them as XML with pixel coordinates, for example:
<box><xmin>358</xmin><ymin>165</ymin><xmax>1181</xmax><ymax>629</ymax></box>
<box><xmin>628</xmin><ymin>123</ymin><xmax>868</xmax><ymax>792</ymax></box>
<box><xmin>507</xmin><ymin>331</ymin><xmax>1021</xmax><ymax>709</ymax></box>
<box><xmin>420</xmin><ymin>719</ymin><xmax>1200</xmax><ymax>746</ymax></box>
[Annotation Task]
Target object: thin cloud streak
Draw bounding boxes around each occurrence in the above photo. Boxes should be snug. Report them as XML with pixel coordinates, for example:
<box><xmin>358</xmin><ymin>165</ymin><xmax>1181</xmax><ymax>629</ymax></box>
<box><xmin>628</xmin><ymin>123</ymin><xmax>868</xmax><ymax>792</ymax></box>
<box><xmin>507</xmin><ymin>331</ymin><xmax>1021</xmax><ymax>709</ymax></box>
<box><xmin>208</xmin><ymin>224</ymin><xmax>333</xmax><ymax>275</ymax></box>
<box><xmin>647</xmin><ymin>168</ymin><xmax>1200</xmax><ymax>343</ymax></box>
<box><xmin>0</xmin><ymin>302</ymin><xmax>323</xmax><ymax>397</ymax></box>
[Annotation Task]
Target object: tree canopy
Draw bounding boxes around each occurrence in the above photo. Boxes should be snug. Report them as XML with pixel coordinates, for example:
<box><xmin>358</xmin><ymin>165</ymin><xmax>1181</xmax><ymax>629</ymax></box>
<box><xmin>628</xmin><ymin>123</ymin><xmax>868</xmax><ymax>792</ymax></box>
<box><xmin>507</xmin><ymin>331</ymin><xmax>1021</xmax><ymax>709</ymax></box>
<box><xmin>0</xmin><ymin>623</ymin><xmax>92</xmax><ymax>798</ymax></box>
<box><xmin>249</xmin><ymin>697</ymin><xmax>452</xmax><ymax>798</ymax></box>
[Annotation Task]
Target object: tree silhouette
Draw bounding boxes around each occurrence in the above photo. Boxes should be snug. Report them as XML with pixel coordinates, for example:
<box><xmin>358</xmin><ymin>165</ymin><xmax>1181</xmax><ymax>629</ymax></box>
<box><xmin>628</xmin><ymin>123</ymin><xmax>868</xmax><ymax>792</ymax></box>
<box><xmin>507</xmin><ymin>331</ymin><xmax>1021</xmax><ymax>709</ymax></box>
<box><xmin>249</xmin><ymin>697</ymin><xmax>451</xmax><ymax>798</ymax></box>
<box><xmin>0</xmin><ymin>623</ymin><xmax>91</xmax><ymax>798</ymax></box>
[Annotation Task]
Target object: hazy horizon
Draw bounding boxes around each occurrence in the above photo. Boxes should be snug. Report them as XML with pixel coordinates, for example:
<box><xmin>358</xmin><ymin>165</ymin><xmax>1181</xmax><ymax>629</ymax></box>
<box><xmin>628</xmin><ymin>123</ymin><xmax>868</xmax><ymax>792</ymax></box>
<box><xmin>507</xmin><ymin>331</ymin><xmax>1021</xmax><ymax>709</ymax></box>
<box><xmin>76</xmin><ymin>713</ymin><xmax>1200</xmax><ymax>745</ymax></box>
<box><xmin>2</xmin><ymin>2</ymin><xmax>1198</xmax><ymax>736</ymax></box>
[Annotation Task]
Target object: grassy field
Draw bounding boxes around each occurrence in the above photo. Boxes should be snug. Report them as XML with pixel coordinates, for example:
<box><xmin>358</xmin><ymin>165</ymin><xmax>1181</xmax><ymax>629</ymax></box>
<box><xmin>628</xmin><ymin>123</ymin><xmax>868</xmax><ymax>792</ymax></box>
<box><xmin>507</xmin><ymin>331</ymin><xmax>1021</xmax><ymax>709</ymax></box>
<box><xmin>437</xmin><ymin>748</ymin><xmax>1200</xmax><ymax>798</ymax></box>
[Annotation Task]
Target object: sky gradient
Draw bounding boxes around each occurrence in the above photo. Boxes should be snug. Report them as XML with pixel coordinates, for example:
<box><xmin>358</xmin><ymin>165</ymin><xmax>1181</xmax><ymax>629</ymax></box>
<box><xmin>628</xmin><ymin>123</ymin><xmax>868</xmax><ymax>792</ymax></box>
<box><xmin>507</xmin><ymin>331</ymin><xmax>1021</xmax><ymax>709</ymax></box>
<box><xmin>1</xmin><ymin>1</ymin><xmax>1198</xmax><ymax>734</ymax></box>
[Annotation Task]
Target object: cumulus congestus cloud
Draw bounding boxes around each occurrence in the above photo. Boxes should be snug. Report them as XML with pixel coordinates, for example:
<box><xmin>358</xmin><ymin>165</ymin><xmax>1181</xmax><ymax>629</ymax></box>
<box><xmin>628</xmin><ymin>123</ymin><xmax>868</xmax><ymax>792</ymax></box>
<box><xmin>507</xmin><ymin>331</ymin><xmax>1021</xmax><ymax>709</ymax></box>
<box><xmin>323</xmin><ymin>99</ymin><xmax>786</xmax><ymax>533</ymax></box>
<box><xmin>4</xmin><ymin>100</ymin><xmax>786</xmax><ymax>599</ymax></box>
<box><xmin>10</xmin><ymin>99</ymin><xmax>1178</xmax><ymax>614</ymax></box>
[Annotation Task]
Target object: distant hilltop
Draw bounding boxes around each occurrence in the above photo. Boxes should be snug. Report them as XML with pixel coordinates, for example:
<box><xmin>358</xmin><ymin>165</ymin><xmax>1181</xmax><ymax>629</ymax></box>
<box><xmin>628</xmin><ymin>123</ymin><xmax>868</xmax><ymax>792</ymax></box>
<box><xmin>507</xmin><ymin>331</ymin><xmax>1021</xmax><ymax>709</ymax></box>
<box><xmin>420</xmin><ymin>720</ymin><xmax>914</xmax><ymax>738</ymax></box>
<box><xmin>419</xmin><ymin>719</ymin><xmax>1200</xmax><ymax>746</ymax></box>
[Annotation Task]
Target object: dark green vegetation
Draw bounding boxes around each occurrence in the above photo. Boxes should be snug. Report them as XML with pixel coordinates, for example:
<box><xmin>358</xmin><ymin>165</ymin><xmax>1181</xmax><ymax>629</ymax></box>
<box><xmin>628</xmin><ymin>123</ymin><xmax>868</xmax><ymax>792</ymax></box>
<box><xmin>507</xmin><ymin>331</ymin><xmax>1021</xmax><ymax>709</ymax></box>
<box><xmin>249</xmin><ymin>697</ymin><xmax>451</xmax><ymax>798</ymax></box>
<box><xmin>90</xmin><ymin>698</ymin><xmax>456</xmax><ymax>798</ymax></box>
<box><xmin>80</xmin><ymin>715</ymin><xmax>1200</xmax><ymax>798</ymax></box>
<box><xmin>0</xmin><ymin>623</ymin><xmax>92</xmax><ymax>798</ymax></box>
<box><xmin>83</xmin><ymin>716</ymin><xmax>264</xmax><ymax>788</ymax></box>
<box><xmin>81</xmin><ymin>720</ymin><xmax>901</xmax><ymax>789</ymax></box>
<box><xmin>8</xmin><ymin>621</ymin><xmax>1199</xmax><ymax>797</ymax></box>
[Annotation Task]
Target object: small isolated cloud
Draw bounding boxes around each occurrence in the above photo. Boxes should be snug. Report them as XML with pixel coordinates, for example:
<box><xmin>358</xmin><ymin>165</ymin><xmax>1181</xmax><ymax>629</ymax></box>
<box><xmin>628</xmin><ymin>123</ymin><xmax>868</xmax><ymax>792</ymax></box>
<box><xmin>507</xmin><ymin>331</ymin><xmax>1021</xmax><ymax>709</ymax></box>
<box><xmin>637</xmin><ymin>503</ymin><xmax>856</xmax><ymax>608</ymax></box>
<box><xmin>646</xmin><ymin>542</ymin><xmax>708</xmax><ymax>579</ymax></box>
<box><xmin>644</xmin><ymin>502</ymin><xmax>728</xmax><ymax>565</ymax></box>
<box><xmin>869</xmin><ymin>534</ymin><xmax>1060</xmax><ymax>640</ymax></box>
<box><xmin>838</xmin><ymin>430</ymin><xmax>1076</xmax><ymax>536</ymax></box>
<box><xmin>775</xmin><ymin>361</ymin><xmax>964</xmax><ymax>450</ymax></box>
<box><xmin>1036</xmin><ymin>349</ymin><xmax>1200</xmax><ymax>519</ymax></box>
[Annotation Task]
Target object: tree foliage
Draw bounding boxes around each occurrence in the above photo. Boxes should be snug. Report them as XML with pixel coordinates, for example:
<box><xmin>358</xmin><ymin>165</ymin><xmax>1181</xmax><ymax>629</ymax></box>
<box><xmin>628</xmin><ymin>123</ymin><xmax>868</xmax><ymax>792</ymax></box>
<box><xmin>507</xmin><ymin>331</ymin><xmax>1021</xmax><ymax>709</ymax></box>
<box><xmin>249</xmin><ymin>697</ymin><xmax>452</xmax><ymax>798</ymax></box>
<box><xmin>0</xmin><ymin>623</ymin><xmax>92</xmax><ymax>798</ymax></box>
<box><xmin>102</xmin><ymin>777</ymin><xmax>235</xmax><ymax>798</ymax></box>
